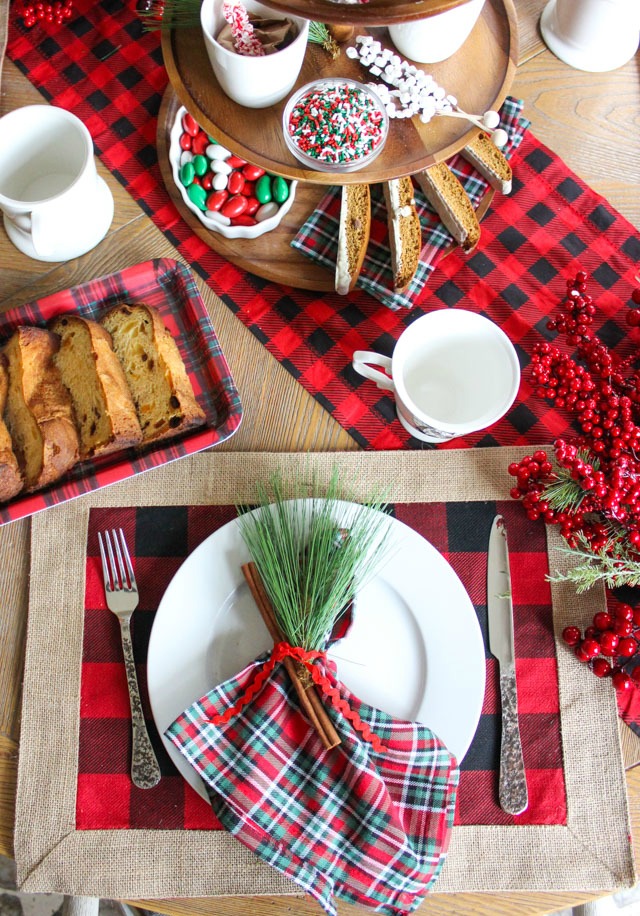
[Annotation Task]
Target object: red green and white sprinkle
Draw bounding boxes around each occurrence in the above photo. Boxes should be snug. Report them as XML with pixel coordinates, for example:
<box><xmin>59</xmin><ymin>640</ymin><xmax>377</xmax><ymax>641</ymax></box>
<box><xmin>286</xmin><ymin>82</ymin><xmax>386</xmax><ymax>165</ymax></box>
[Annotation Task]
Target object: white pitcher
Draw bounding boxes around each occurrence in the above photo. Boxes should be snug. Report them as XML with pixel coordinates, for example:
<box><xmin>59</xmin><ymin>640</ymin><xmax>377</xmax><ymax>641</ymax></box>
<box><xmin>0</xmin><ymin>106</ymin><xmax>114</xmax><ymax>262</ymax></box>
<box><xmin>541</xmin><ymin>0</ymin><xmax>640</xmax><ymax>72</ymax></box>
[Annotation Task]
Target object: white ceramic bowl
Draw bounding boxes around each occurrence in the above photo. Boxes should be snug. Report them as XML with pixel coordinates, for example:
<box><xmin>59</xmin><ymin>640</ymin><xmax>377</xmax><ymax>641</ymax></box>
<box><xmin>282</xmin><ymin>78</ymin><xmax>389</xmax><ymax>173</ymax></box>
<box><xmin>169</xmin><ymin>106</ymin><xmax>297</xmax><ymax>240</ymax></box>
<box><xmin>200</xmin><ymin>0</ymin><xmax>309</xmax><ymax>109</ymax></box>
<box><xmin>388</xmin><ymin>0</ymin><xmax>486</xmax><ymax>64</ymax></box>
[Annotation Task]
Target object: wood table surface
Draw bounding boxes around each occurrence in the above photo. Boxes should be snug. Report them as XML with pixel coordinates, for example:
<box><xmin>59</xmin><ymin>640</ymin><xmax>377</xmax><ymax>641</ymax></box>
<box><xmin>1</xmin><ymin>1</ymin><xmax>639</xmax><ymax>913</ymax></box>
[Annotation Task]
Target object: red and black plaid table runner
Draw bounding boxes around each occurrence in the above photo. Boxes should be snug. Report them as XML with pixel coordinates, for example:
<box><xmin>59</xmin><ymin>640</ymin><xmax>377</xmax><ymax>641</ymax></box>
<box><xmin>80</xmin><ymin>501</ymin><xmax>566</xmax><ymax>832</ymax></box>
<box><xmin>6</xmin><ymin>0</ymin><xmax>640</xmax><ymax>449</ymax></box>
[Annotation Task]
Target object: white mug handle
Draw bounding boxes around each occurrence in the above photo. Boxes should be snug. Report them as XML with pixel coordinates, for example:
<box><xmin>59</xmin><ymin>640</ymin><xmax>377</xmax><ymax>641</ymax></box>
<box><xmin>352</xmin><ymin>350</ymin><xmax>395</xmax><ymax>391</ymax></box>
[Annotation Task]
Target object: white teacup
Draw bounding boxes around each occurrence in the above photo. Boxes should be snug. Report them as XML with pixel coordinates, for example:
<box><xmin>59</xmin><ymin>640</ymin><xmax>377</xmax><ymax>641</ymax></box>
<box><xmin>352</xmin><ymin>309</ymin><xmax>520</xmax><ymax>443</ymax></box>
<box><xmin>0</xmin><ymin>106</ymin><xmax>114</xmax><ymax>263</ymax></box>
<box><xmin>388</xmin><ymin>0</ymin><xmax>486</xmax><ymax>64</ymax></box>
<box><xmin>540</xmin><ymin>0</ymin><xmax>640</xmax><ymax>73</ymax></box>
<box><xmin>200</xmin><ymin>0</ymin><xmax>309</xmax><ymax>108</ymax></box>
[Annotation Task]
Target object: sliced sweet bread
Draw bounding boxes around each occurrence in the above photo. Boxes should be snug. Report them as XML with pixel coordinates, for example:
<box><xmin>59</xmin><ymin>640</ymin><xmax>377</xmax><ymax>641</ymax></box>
<box><xmin>50</xmin><ymin>314</ymin><xmax>143</xmax><ymax>459</ymax></box>
<box><xmin>0</xmin><ymin>356</ymin><xmax>23</xmax><ymax>502</ymax></box>
<box><xmin>3</xmin><ymin>326</ymin><xmax>79</xmax><ymax>492</ymax></box>
<box><xmin>100</xmin><ymin>304</ymin><xmax>206</xmax><ymax>443</ymax></box>
<box><xmin>414</xmin><ymin>162</ymin><xmax>481</xmax><ymax>253</ymax></box>
<box><xmin>382</xmin><ymin>177</ymin><xmax>422</xmax><ymax>293</ymax></box>
<box><xmin>335</xmin><ymin>184</ymin><xmax>371</xmax><ymax>296</ymax></box>
<box><xmin>460</xmin><ymin>132</ymin><xmax>512</xmax><ymax>195</ymax></box>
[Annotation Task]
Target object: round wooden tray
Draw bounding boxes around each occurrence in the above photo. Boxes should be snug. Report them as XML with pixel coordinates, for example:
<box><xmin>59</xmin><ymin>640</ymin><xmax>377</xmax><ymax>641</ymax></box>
<box><xmin>157</xmin><ymin>85</ymin><xmax>495</xmax><ymax>291</ymax></box>
<box><xmin>161</xmin><ymin>0</ymin><xmax>517</xmax><ymax>185</ymax></box>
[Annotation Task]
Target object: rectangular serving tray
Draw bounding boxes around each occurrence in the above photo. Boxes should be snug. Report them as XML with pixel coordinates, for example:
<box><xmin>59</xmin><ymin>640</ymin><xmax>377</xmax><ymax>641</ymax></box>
<box><xmin>0</xmin><ymin>258</ymin><xmax>242</xmax><ymax>525</ymax></box>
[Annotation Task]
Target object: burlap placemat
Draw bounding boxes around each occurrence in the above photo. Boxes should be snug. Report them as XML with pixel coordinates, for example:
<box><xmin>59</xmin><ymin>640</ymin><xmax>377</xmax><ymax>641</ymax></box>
<box><xmin>15</xmin><ymin>448</ymin><xmax>636</xmax><ymax>898</ymax></box>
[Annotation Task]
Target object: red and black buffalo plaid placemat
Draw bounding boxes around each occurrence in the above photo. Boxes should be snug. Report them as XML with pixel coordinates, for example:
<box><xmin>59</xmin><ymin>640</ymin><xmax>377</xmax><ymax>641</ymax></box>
<box><xmin>6</xmin><ymin>0</ymin><xmax>640</xmax><ymax>452</ymax></box>
<box><xmin>79</xmin><ymin>500</ymin><xmax>566</xmax><ymax>832</ymax></box>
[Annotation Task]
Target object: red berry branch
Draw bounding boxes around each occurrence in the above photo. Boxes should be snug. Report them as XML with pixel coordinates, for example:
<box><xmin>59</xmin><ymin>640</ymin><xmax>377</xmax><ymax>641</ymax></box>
<box><xmin>22</xmin><ymin>0</ymin><xmax>73</xmax><ymax>28</ymax></box>
<box><xmin>509</xmin><ymin>269</ymin><xmax>640</xmax><ymax>689</ymax></box>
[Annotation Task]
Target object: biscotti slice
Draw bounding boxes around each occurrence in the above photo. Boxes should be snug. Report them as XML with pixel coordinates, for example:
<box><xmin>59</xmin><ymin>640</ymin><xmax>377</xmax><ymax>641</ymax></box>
<box><xmin>50</xmin><ymin>314</ymin><xmax>143</xmax><ymax>459</ymax></box>
<box><xmin>3</xmin><ymin>326</ymin><xmax>79</xmax><ymax>491</ymax></box>
<box><xmin>0</xmin><ymin>356</ymin><xmax>23</xmax><ymax>502</ymax></box>
<box><xmin>460</xmin><ymin>132</ymin><xmax>512</xmax><ymax>195</ymax></box>
<box><xmin>100</xmin><ymin>304</ymin><xmax>206</xmax><ymax>443</ymax></box>
<box><xmin>335</xmin><ymin>184</ymin><xmax>371</xmax><ymax>295</ymax></box>
<box><xmin>382</xmin><ymin>177</ymin><xmax>422</xmax><ymax>293</ymax></box>
<box><xmin>414</xmin><ymin>162</ymin><xmax>481</xmax><ymax>253</ymax></box>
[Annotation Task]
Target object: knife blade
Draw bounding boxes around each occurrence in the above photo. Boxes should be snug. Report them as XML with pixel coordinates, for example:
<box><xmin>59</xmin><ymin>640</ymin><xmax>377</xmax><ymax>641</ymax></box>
<box><xmin>487</xmin><ymin>514</ymin><xmax>528</xmax><ymax>815</ymax></box>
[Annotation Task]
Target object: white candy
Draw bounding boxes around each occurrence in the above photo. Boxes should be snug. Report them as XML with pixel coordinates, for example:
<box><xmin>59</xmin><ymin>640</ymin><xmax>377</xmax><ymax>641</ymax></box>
<box><xmin>256</xmin><ymin>201</ymin><xmax>279</xmax><ymax>222</ymax></box>
<box><xmin>206</xmin><ymin>143</ymin><xmax>230</xmax><ymax>160</ymax></box>
<box><xmin>180</xmin><ymin>151</ymin><xmax>193</xmax><ymax>166</ymax></box>
<box><xmin>206</xmin><ymin>210</ymin><xmax>231</xmax><ymax>226</ymax></box>
<box><xmin>211</xmin><ymin>159</ymin><xmax>232</xmax><ymax>175</ymax></box>
<box><xmin>346</xmin><ymin>46</ymin><xmax>358</xmax><ymax>58</ymax></box>
<box><xmin>370</xmin><ymin>66</ymin><xmax>382</xmax><ymax>76</ymax></box>
<box><xmin>212</xmin><ymin>172</ymin><xmax>228</xmax><ymax>190</ymax></box>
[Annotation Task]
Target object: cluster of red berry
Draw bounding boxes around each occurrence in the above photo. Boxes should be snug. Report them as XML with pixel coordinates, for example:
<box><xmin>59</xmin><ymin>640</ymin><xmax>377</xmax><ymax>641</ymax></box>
<box><xmin>509</xmin><ymin>271</ymin><xmax>640</xmax><ymax>552</ymax></box>
<box><xmin>23</xmin><ymin>0</ymin><xmax>73</xmax><ymax>28</ymax></box>
<box><xmin>562</xmin><ymin>602</ymin><xmax>640</xmax><ymax>690</ymax></box>
<box><xmin>509</xmin><ymin>269</ymin><xmax>640</xmax><ymax>689</ymax></box>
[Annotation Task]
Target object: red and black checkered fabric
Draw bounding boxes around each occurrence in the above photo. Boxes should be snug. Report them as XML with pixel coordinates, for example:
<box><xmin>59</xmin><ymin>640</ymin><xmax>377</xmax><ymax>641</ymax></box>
<box><xmin>79</xmin><ymin>501</ymin><xmax>565</xmax><ymax>832</ymax></box>
<box><xmin>7</xmin><ymin>0</ymin><xmax>640</xmax><ymax>452</ymax></box>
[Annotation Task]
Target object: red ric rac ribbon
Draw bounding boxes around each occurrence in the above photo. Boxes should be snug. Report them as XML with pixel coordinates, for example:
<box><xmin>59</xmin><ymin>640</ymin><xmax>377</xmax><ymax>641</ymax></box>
<box><xmin>208</xmin><ymin>641</ymin><xmax>386</xmax><ymax>753</ymax></box>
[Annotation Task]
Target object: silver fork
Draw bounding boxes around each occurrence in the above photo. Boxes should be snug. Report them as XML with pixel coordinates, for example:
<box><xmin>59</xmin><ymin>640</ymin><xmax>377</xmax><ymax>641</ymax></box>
<box><xmin>98</xmin><ymin>528</ymin><xmax>161</xmax><ymax>790</ymax></box>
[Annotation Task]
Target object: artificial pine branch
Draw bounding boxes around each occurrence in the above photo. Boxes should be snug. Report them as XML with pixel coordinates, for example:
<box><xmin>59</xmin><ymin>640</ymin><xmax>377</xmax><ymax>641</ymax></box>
<box><xmin>308</xmin><ymin>21</ymin><xmax>340</xmax><ymax>58</ymax></box>
<box><xmin>548</xmin><ymin>531</ymin><xmax>640</xmax><ymax>593</ymax></box>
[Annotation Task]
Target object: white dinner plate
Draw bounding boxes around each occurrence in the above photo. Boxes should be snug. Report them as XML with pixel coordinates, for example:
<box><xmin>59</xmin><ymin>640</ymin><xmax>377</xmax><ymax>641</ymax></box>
<box><xmin>147</xmin><ymin>501</ymin><xmax>486</xmax><ymax>798</ymax></box>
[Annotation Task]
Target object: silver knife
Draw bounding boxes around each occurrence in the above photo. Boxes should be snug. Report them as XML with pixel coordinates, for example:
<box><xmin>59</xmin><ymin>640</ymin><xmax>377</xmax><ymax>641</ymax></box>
<box><xmin>487</xmin><ymin>515</ymin><xmax>528</xmax><ymax>815</ymax></box>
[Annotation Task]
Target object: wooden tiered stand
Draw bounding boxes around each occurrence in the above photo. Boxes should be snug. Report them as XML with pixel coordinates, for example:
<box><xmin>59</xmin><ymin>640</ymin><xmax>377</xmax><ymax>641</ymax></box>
<box><xmin>158</xmin><ymin>0</ymin><xmax>518</xmax><ymax>290</ymax></box>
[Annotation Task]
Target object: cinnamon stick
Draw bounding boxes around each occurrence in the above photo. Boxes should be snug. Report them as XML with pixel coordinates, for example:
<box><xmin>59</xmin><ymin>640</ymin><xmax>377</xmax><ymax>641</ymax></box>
<box><xmin>241</xmin><ymin>562</ymin><xmax>341</xmax><ymax>751</ymax></box>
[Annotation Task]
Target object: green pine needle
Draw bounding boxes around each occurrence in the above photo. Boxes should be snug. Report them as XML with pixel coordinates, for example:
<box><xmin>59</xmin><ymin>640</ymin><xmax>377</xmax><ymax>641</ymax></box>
<box><xmin>237</xmin><ymin>470</ymin><xmax>392</xmax><ymax>651</ymax></box>
<box><xmin>548</xmin><ymin>531</ymin><xmax>640</xmax><ymax>593</ymax></box>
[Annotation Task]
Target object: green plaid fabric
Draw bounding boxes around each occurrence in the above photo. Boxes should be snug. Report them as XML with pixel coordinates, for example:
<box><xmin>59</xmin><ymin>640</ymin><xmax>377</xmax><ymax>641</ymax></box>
<box><xmin>167</xmin><ymin>657</ymin><xmax>459</xmax><ymax>915</ymax></box>
<box><xmin>291</xmin><ymin>98</ymin><xmax>529</xmax><ymax>311</ymax></box>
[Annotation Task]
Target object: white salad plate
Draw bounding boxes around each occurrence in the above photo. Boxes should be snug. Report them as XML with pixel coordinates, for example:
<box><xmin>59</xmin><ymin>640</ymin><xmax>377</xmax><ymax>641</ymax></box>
<box><xmin>147</xmin><ymin>501</ymin><xmax>486</xmax><ymax>799</ymax></box>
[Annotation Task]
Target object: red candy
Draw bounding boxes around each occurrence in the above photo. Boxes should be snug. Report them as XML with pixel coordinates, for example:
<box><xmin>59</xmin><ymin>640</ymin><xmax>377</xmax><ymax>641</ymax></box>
<box><xmin>220</xmin><ymin>195</ymin><xmax>248</xmax><ymax>219</ymax></box>
<box><xmin>192</xmin><ymin>131</ymin><xmax>210</xmax><ymax>156</ymax></box>
<box><xmin>179</xmin><ymin>133</ymin><xmax>192</xmax><ymax>151</ymax></box>
<box><xmin>231</xmin><ymin>215</ymin><xmax>258</xmax><ymax>227</ymax></box>
<box><xmin>226</xmin><ymin>155</ymin><xmax>248</xmax><ymax>168</ymax></box>
<box><xmin>227</xmin><ymin>171</ymin><xmax>245</xmax><ymax>195</ymax></box>
<box><xmin>242</xmin><ymin>164</ymin><xmax>265</xmax><ymax>181</ymax></box>
<box><xmin>206</xmin><ymin>190</ymin><xmax>228</xmax><ymax>211</ymax></box>
<box><xmin>244</xmin><ymin>196</ymin><xmax>260</xmax><ymax>215</ymax></box>
<box><xmin>181</xmin><ymin>113</ymin><xmax>200</xmax><ymax>137</ymax></box>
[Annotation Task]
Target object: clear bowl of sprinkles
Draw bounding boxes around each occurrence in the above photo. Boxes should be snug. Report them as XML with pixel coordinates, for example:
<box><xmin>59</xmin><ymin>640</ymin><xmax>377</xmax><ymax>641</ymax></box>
<box><xmin>282</xmin><ymin>78</ymin><xmax>389</xmax><ymax>173</ymax></box>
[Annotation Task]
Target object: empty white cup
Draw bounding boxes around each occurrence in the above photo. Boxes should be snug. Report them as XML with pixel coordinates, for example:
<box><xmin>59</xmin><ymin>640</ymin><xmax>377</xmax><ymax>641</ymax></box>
<box><xmin>0</xmin><ymin>106</ymin><xmax>114</xmax><ymax>262</ymax></box>
<box><xmin>352</xmin><ymin>309</ymin><xmax>520</xmax><ymax>443</ymax></box>
<box><xmin>200</xmin><ymin>0</ymin><xmax>309</xmax><ymax>108</ymax></box>
<box><xmin>540</xmin><ymin>0</ymin><xmax>640</xmax><ymax>72</ymax></box>
<box><xmin>388</xmin><ymin>0</ymin><xmax>485</xmax><ymax>64</ymax></box>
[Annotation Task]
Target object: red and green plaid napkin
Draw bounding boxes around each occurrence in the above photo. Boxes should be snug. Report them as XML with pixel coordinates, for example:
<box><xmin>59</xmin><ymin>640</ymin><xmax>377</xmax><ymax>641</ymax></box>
<box><xmin>167</xmin><ymin>658</ymin><xmax>458</xmax><ymax>915</ymax></box>
<box><xmin>292</xmin><ymin>99</ymin><xmax>529</xmax><ymax>311</ymax></box>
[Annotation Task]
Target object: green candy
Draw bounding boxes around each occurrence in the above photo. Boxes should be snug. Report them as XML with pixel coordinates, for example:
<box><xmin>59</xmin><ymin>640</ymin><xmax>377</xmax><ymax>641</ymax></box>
<box><xmin>187</xmin><ymin>182</ymin><xmax>208</xmax><ymax>210</ymax></box>
<box><xmin>179</xmin><ymin>161</ymin><xmax>195</xmax><ymax>187</ymax></box>
<box><xmin>192</xmin><ymin>154</ymin><xmax>208</xmax><ymax>177</ymax></box>
<box><xmin>255</xmin><ymin>174</ymin><xmax>272</xmax><ymax>204</ymax></box>
<box><xmin>271</xmin><ymin>175</ymin><xmax>289</xmax><ymax>204</ymax></box>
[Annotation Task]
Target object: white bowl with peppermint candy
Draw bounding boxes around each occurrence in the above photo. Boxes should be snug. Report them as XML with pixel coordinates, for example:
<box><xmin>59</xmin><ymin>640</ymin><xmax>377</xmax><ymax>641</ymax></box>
<box><xmin>282</xmin><ymin>78</ymin><xmax>389</xmax><ymax>173</ymax></box>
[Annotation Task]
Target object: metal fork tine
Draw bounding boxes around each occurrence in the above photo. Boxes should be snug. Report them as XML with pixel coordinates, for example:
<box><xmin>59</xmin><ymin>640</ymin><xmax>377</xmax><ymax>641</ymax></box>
<box><xmin>117</xmin><ymin>528</ymin><xmax>137</xmax><ymax>592</ymax></box>
<box><xmin>111</xmin><ymin>528</ymin><xmax>127</xmax><ymax>590</ymax></box>
<box><xmin>104</xmin><ymin>529</ymin><xmax>120</xmax><ymax>590</ymax></box>
<box><xmin>97</xmin><ymin>531</ymin><xmax>112</xmax><ymax>593</ymax></box>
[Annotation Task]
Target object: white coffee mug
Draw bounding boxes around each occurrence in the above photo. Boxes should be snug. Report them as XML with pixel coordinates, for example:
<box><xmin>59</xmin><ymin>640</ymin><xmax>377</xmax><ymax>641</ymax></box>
<box><xmin>388</xmin><ymin>0</ymin><xmax>486</xmax><ymax>64</ymax></box>
<box><xmin>200</xmin><ymin>0</ymin><xmax>309</xmax><ymax>108</ymax></box>
<box><xmin>352</xmin><ymin>309</ymin><xmax>520</xmax><ymax>443</ymax></box>
<box><xmin>540</xmin><ymin>0</ymin><xmax>640</xmax><ymax>72</ymax></box>
<box><xmin>0</xmin><ymin>106</ymin><xmax>114</xmax><ymax>263</ymax></box>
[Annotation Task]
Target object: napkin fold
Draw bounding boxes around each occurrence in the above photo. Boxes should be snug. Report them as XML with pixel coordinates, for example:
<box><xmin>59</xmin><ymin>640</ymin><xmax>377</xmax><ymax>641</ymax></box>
<box><xmin>167</xmin><ymin>655</ymin><xmax>459</xmax><ymax>915</ymax></box>
<box><xmin>291</xmin><ymin>98</ymin><xmax>530</xmax><ymax>311</ymax></box>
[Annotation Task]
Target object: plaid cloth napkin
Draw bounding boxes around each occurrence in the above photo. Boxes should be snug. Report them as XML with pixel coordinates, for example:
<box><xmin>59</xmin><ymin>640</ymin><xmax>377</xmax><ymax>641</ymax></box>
<box><xmin>292</xmin><ymin>98</ymin><xmax>529</xmax><ymax>311</ymax></box>
<box><xmin>167</xmin><ymin>656</ymin><xmax>459</xmax><ymax>915</ymax></box>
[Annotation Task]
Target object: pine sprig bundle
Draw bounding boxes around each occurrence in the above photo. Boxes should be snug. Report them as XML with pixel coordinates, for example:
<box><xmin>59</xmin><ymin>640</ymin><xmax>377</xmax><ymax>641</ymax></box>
<box><xmin>237</xmin><ymin>471</ymin><xmax>392</xmax><ymax>651</ymax></box>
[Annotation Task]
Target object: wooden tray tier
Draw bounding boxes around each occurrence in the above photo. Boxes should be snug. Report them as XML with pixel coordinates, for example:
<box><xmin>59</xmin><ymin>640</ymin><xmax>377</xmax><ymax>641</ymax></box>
<box><xmin>157</xmin><ymin>85</ymin><xmax>496</xmax><ymax>292</ymax></box>
<box><xmin>161</xmin><ymin>0</ymin><xmax>517</xmax><ymax>185</ymax></box>
<box><xmin>252</xmin><ymin>0</ymin><xmax>482</xmax><ymax>27</ymax></box>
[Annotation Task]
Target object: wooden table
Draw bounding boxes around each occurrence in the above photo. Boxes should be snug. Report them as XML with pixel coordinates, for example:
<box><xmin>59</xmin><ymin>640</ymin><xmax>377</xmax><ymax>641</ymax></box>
<box><xmin>1</xmin><ymin>1</ymin><xmax>639</xmax><ymax>913</ymax></box>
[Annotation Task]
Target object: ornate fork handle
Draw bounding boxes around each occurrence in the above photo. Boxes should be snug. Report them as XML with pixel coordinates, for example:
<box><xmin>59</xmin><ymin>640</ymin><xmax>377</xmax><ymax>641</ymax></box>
<box><xmin>498</xmin><ymin>667</ymin><xmax>528</xmax><ymax>815</ymax></box>
<box><xmin>119</xmin><ymin>615</ymin><xmax>162</xmax><ymax>790</ymax></box>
